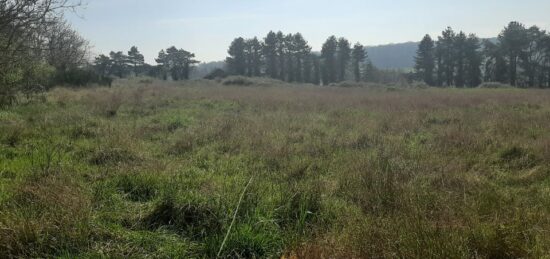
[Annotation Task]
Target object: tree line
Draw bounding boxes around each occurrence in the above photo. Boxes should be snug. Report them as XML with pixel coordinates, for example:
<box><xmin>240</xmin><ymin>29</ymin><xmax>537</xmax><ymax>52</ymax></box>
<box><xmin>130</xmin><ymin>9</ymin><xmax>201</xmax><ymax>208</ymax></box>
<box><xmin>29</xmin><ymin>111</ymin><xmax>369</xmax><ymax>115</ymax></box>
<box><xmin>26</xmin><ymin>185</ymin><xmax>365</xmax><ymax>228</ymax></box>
<box><xmin>93</xmin><ymin>46</ymin><xmax>199</xmax><ymax>81</ymax></box>
<box><xmin>226</xmin><ymin>31</ymin><xmax>370</xmax><ymax>84</ymax></box>
<box><xmin>1</xmin><ymin>1</ymin><xmax>548</xmax><ymax>108</ymax></box>
<box><xmin>415</xmin><ymin>22</ymin><xmax>550</xmax><ymax>88</ymax></box>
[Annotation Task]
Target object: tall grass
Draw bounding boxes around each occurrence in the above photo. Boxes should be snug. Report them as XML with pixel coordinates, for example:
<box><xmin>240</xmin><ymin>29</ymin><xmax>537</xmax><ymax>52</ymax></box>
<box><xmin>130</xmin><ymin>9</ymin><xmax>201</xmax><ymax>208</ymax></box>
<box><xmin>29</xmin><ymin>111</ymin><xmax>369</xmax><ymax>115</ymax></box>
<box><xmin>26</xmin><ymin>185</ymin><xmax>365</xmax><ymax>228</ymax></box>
<box><xmin>1</xmin><ymin>78</ymin><xmax>550</xmax><ymax>257</ymax></box>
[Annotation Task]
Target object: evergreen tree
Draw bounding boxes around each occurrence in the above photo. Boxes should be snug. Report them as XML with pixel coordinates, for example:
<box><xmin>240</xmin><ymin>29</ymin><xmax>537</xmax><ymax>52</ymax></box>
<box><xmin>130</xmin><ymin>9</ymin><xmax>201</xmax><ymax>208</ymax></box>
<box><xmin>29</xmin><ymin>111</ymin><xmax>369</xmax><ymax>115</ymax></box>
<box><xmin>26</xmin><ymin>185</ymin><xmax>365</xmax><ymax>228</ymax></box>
<box><xmin>438</xmin><ymin>27</ymin><xmax>456</xmax><ymax>87</ymax></box>
<box><xmin>285</xmin><ymin>34</ymin><xmax>296</xmax><ymax>82</ymax></box>
<box><xmin>312</xmin><ymin>54</ymin><xmax>321</xmax><ymax>85</ymax></box>
<box><xmin>351</xmin><ymin>43</ymin><xmax>366</xmax><ymax>82</ymax></box>
<box><xmin>263</xmin><ymin>31</ymin><xmax>278</xmax><ymax>78</ymax></box>
<box><xmin>155</xmin><ymin>50</ymin><xmax>168</xmax><ymax>80</ymax></box>
<box><xmin>321</xmin><ymin>36</ymin><xmax>338</xmax><ymax>84</ymax></box>
<box><xmin>414</xmin><ymin>35</ymin><xmax>435</xmax><ymax>85</ymax></box>
<box><xmin>156</xmin><ymin>46</ymin><xmax>198</xmax><ymax>80</ymax></box>
<box><xmin>303</xmin><ymin>53</ymin><xmax>313</xmax><ymax>83</ymax></box>
<box><xmin>464</xmin><ymin>34</ymin><xmax>482</xmax><ymax>87</ymax></box>
<box><xmin>483</xmin><ymin>40</ymin><xmax>508</xmax><ymax>83</ymax></box>
<box><xmin>244</xmin><ymin>37</ymin><xmax>262</xmax><ymax>77</ymax></box>
<box><xmin>435</xmin><ymin>42</ymin><xmax>444</xmax><ymax>86</ymax></box>
<box><xmin>109</xmin><ymin>51</ymin><xmax>129</xmax><ymax>78</ymax></box>
<box><xmin>336</xmin><ymin>37</ymin><xmax>351</xmax><ymax>82</ymax></box>
<box><xmin>293</xmin><ymin>33</ymin><xmax>311</xmax><ymax>83</ymax></box>
<box><xmin>499</xmin><ymin>21</ymin><xmax>529</xmax><ymax>86</ymax></box>
<box><xmin>454</xmin><ymin>32</ymin><xmax>467</xmax><ymax>87</ymax></box>
<box><xmin>250</xmin><ymin>37</ymin><xmax>263</xmax><ymax>77</ymax></box>
<box><xmin>520</xmin><ymin>26</ymin><xmax>545</xmax><ymax>87</ymax></box>
<box><xmin>127</xmin><ymin>46</ymin><xmax>145</xmax><ymax>76</ymax></box>
<box><xmin>364</xmin><ymin>59</ymin><xmax>378</xmax><ymax>82</ymax></box>
<box><xmin>93</xmin><ymin>54</ymin><xmax>112</xmax><ymax>78</ymax></box>
<box><xmin>276</xmin><ymin>31</ymin><xmax>287</xmax><ymax>80</ymax></box>
<box><xmin>226</xmin><ymin>37</ymin><xmax>247</xmax><ymax>75</ymax></box>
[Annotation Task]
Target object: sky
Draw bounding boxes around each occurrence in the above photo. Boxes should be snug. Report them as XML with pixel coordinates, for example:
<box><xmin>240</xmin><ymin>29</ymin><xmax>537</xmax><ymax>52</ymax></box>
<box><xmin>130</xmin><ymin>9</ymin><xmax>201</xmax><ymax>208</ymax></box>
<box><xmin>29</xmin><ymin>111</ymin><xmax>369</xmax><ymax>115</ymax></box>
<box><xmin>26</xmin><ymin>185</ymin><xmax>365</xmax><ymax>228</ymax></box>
<box><xmin>66</xmin><ymin>0</ymin><xmax>550</xmax><ymax>64</ymax></box>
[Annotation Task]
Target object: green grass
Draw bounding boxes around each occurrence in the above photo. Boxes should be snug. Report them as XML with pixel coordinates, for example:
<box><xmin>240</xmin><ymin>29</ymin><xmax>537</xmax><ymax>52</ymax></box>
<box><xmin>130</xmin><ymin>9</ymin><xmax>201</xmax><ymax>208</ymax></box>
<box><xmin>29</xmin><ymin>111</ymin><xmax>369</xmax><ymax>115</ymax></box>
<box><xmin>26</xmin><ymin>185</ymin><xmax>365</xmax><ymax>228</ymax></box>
<box><xmin>1</xmin><ymin>78</ymin><xmax>550</xmax><ymax>258</ymax></box>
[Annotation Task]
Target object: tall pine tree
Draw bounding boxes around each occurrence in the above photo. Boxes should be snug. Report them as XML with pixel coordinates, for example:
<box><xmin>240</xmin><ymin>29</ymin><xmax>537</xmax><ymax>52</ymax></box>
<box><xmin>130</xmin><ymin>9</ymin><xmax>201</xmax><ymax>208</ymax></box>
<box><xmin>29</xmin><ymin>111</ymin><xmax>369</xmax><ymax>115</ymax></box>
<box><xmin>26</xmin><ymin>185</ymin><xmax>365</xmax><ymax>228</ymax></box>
<box><xmin>321</xmin><ymin>36</ymin><xmax>338</xmax><ymax>84</ymax></box>
<box><xmin>351</xmin><ymin>43</ymin><xmax>366</xmax><ymax>82</ymax></box>
<box><xmin>414</xmin><ymin>35</ymin><xmax>435</xmax><ymax>85</ymax></box>
<box><xmin>226</xmin><ymin>37</ymin><xmax>247</xmax><ymax>75</ymax></box>
<box><xmin>336</xmin><ymin>37</ymin><xmax>351</xmax><ymax>82</ymax></box>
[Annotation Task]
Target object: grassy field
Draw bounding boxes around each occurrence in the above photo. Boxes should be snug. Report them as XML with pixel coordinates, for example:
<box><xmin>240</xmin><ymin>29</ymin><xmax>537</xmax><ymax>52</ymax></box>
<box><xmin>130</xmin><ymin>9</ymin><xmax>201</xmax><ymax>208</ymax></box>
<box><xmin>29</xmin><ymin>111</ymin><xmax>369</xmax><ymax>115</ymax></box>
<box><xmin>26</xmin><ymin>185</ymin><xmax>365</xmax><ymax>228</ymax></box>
<box><xmin>1</xmin><ymin>78</ymin><xmax>550</xmax><ymax>258</ymax></box>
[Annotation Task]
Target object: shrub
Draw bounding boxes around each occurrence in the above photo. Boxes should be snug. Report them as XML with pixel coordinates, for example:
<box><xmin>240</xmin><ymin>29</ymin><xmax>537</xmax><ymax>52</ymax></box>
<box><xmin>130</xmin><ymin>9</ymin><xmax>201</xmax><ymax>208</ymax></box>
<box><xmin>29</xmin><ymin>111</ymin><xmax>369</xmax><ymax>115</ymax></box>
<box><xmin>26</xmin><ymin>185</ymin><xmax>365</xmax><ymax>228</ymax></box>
<box><xmin>329</xmin><ymin>81</ymin><xmax>360</xmax><ymax>87</ymax></box>
<box><xmin>222</xmin><ymin>76</ymin><xmax>254</xmax><ymax>86</ymax></box>
<box><xmin>204</xmin><ymin>68</ymin><xmax>227</xmax><ymax>80</ymax></box>
<box><xmin>53</xmin><ymin>68</ymin><xmax>113</xmax><ymax>87</ymax></box>
<box><xmin>479</xmin><ymin>82</ymin><xmax>514</xmax><ymax>88</ymax></box>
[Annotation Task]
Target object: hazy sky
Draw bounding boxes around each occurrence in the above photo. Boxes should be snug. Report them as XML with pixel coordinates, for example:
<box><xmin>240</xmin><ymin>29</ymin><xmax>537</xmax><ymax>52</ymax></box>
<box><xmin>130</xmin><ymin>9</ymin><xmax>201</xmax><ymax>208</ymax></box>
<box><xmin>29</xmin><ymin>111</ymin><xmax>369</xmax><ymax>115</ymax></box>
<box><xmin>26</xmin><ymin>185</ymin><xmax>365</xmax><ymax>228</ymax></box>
<box><xmin>66</xmin><ymin>0</ymin><xmax>550</xmax><ymax>63</ymax></box>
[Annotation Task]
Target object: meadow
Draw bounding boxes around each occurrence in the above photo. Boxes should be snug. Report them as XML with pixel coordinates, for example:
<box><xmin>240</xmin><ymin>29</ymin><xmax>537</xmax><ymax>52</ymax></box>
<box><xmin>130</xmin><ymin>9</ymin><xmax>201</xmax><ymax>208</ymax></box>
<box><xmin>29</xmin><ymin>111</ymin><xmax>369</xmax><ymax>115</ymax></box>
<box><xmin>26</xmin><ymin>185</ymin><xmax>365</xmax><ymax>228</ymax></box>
<box><xmin>1</xmin><ymin>78</ymin><xmax>550</xmax><ymax>258</ymax></box>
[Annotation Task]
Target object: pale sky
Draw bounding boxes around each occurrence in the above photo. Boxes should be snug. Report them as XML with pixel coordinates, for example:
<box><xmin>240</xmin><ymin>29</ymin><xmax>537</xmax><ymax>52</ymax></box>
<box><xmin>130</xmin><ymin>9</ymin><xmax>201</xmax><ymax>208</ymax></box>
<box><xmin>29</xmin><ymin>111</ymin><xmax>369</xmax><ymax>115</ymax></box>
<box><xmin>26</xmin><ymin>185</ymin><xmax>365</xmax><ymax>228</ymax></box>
<box><xmin>66</xmin><ymin>0</ymin><xmax>550</xmax><ymax>64</ymax></box>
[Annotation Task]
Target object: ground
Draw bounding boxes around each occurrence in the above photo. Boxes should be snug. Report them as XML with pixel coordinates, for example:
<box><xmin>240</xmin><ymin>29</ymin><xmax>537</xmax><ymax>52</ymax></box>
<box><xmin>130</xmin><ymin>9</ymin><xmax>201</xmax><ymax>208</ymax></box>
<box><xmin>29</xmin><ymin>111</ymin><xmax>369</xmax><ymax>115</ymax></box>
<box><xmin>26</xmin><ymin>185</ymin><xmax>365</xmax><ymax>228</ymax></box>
<box><xmin>1</xmin><ymin>78</ymin><xmax>550</xmax><ymax>258</ymax></box>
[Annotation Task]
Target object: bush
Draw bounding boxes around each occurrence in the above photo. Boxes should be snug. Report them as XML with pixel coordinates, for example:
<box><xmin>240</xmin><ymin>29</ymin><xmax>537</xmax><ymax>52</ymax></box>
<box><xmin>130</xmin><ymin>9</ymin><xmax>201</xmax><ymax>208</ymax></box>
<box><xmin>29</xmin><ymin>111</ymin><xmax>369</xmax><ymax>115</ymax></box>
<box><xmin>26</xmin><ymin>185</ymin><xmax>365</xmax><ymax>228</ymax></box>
<box><xmin>222</xmin><ymin>76</ymin><xmax>254</xmax><ymax>86</ymax></box>
<box><xmin>54</xmin><ymin>68</ymin><xmax>113</xmax><ymax>87</ymax></box>
<box><xmin>204</xmin><ymin>68</ymin><xmax>227</xmax><ymax>80</ymax></box>
<box><xmin>329</xmin><ymin>81</ymin><xmax>365</xmax><ymax>88</ymax></box>
<box><xmin>479</xmin><ymin>82</ymin><xmax>514</xmax><ymax>88</ymax></box>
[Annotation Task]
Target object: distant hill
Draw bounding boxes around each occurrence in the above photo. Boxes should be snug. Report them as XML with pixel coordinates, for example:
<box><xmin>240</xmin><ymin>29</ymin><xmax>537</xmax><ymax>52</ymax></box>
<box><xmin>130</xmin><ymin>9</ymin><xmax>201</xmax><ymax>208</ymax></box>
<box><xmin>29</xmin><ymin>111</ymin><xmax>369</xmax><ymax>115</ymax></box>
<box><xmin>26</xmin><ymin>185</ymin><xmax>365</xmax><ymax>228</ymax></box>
<box><xmin>366</xmin><ymin>42</ymin><xmax>418</xmax><ymax>70</ymax></box>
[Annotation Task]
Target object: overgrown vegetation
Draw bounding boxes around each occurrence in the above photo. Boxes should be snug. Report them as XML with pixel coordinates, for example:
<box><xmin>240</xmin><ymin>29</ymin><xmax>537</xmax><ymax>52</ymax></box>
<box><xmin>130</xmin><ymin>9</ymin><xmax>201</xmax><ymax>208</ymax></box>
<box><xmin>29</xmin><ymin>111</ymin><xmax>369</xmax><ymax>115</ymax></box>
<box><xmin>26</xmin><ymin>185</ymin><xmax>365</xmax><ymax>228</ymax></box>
<box><xmin>1</xmin><ymin>78</ymin><xmax>549</xmax><ymax>258</ymax></box>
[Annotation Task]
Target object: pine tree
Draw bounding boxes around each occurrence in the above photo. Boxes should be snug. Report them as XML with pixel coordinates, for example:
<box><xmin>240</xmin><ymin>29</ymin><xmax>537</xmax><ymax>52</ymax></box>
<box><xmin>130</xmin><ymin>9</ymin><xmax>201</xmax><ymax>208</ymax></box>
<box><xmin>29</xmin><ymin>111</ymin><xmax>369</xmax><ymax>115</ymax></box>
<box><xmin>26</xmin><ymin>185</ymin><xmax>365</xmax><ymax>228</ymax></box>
<box><xmin>303</xmin><ymin>53</ymin><xmax>313</xmax><ymax>83</ymax></box>
<box><xmin>285</xmin><ymin>34</ymin><xmax>296</xmax><ymax>82</ymax></box>
<box><xmin>276</xmin><ymin>31</ymin><xmax>286</xmax><ymax>80</ymax></box>
<box><xmin>156</xmin><ymin>47</ymin><xmax>198</xmax><ymax>80</ymax></box>
<box><xmin>250</xmin><ymin>37</ymin><xmax>263</xmax><ymax>77</ymax></box>
<box><xmin>464</xmin><ymin>34</ymin><xmax>482</xmax><ymax>87</ymax></box>
<box><xmin>438</xmin><ymin>27</ymin><xmax>456</xmax><ymax>87</ymax></box>
<box><xmin>364</xmin><ymin>59</ymin><xmax>378</xmax><ymax>82</ymax></box>
<box><xmin>127</xmin><ymin>46</ymin><xmax>145</xmax><ymax>76</ymax></box>
<box><xmin>293</xmin><ymin>33</ymin><xmax>311</xmax><ymax>83</ymax></box>
<box><xmin>435</xmin><ymin>42</ymin><xmax>444</xmax><ymax>86</ymax></box>
<box><xmin>454</xmin><ymin>32</ymin><xmax>467</xmax><ymax>87</ymax></box>
<box><xmin>336</xmin><ymin>37</ymin><xmax>351</xmax><ymax>82</ymax></box>
<box><xmin>155</xmin><ymin>50</ymin><xmax>168</xmax><ymax>80</ymax></box>
<box><xmin>499</xmin><ymin>21</ymin><xmax>529</xmax><ymax>86</ymax></box>
<box><xmin>109</xmin><ymin>51</ymin><xmax>129</xmax><ymax>78</ymax></box>
<box><xmin>312</xmin><ymin>54</ymin><xmax>321</xmax><ymax>85</ymax></box>
<box><xmin>351</xmin><ymin>43</ymin><xmax>366</xmax><ymax>82</ymax></box>
<box><xmin>414</xmin><ymin>35</ymin><xmax>435</xmax><ymax>85</ymax></box>
<box><xmin>263</xmin><ymin>31</ymin><xmax>278</xmax><ymax>78</ymax></box>
<box><xmin>483</xmin><ymin>40</ymin><xmax>507</xmax><ymax>83</ymax></box>
<box><xmin>321</xmin><ymin>36</ymin><xmax>338</xmax><ymax>84</ymax></box>
<box><xmin>93</xmin><ymin>54</ymin><xmax>112</xmax><ymax>78</ymax></box>
<box><xmin>244</xmin><ymin>37</ymin><xmax>262</xmax><ymax>77</ymax></box>
<box><xmin>520</xmin><ymin>26</ymin><xmax>545</xmax><ymax>87</ymax></box>
<box><xmin>226</xmin><ymin>37</ymin><xmax>247</xmax><ymax>75</ymax></box>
